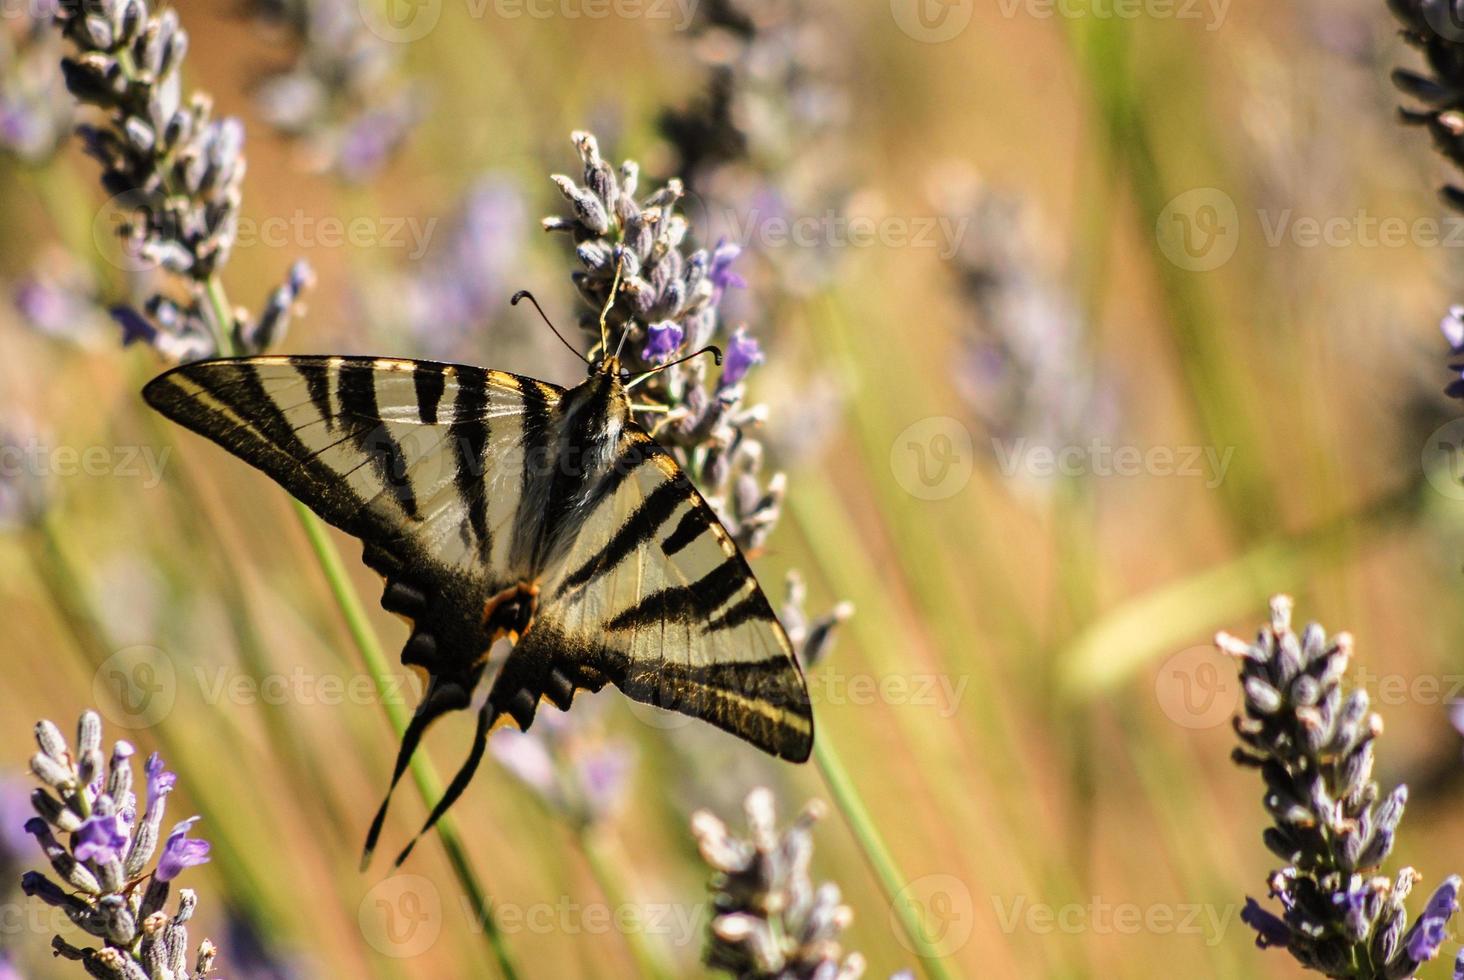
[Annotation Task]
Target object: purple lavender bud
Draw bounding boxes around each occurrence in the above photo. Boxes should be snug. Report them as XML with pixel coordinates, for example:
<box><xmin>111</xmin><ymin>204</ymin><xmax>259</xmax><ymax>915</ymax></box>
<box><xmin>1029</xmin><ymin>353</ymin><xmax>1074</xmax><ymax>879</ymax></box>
<box><xmin>73</xmin><ymin>812</ymin><xmax>130</xmax><ymax>864</ymax></box>
<box><xmin>110</xmin><ymin>305</ymin><xmax>157</xmax><ymax>347</ymax></box>
<box><xmin>708</xmin><ymin>237</ymin><xmax>746</xmax><ymax>300</ymax></box>
<box><xmin>641</xmin><ymin>321</ymin><xmax>684</xmax><ymax>364</ymax></box>
<box><xmin>1405</xmin><ymin>876</ymin><xmax>1461</xmax><ymax>964</ymax></box>
<box><xmin>145</xmin><ymin>753</ymin><xmax>175</xmax><ymax>804</ymax></box>
<box><xmin>720</xmin><ymin>327</ymin><xmax>763</xmax><ymax>387</ymax></box>
<box><xmin>156</xmin><ymin>816</ymin><xmax>210</xmax><ymax>881</ymax></box>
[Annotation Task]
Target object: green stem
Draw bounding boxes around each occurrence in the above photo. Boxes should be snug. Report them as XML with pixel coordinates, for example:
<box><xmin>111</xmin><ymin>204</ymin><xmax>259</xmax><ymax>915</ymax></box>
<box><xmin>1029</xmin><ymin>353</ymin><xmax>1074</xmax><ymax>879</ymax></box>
<box><xmin>813</xmin><ymin>736</ymin><xmax>957</xmax><ymax>980</ymax></box>
<box><xmin>291</xmin><ymin>501</ymin><xmax>521</xmax><ymax>980</ymax></box>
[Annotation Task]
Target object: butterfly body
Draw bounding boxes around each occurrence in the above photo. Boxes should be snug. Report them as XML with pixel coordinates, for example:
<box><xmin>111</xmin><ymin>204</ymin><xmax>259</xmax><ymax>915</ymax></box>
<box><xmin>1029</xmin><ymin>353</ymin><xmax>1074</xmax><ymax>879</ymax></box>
<box><xmin>144</xmin><ymin>353</ymin><xmax>811</xmax><ymax>863</ymax></box>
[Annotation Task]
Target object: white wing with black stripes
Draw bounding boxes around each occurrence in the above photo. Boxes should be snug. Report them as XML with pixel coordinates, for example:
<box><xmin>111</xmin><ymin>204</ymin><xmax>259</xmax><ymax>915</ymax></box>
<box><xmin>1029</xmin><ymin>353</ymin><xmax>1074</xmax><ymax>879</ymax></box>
<box><xmin>143</xmin><ymin>354</ymin><xmax>812</xmax><ymax>866</ymax></box>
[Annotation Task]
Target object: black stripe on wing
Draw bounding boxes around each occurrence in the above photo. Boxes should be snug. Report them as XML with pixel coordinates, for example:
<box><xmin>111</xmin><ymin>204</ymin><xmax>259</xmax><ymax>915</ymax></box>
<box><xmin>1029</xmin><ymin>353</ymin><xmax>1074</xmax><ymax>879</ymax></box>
<box><xmin>337</xmin><ymin>360</ymin><xmax>420</xmax><ymax>520</ymax></box>
<box><xmin>449</xmin><ymin>365</ymin><xmax>492</xmax><ymax>561</ymax></box>
<box><xmin>602</xmin><ymin>558</ymin><xmax>749</xmax><ymax>632</ymax></box>
<box><xmin>554</xmin><ymin>475</ymin><xmax>691</xmax><ymax>599</ymax></box>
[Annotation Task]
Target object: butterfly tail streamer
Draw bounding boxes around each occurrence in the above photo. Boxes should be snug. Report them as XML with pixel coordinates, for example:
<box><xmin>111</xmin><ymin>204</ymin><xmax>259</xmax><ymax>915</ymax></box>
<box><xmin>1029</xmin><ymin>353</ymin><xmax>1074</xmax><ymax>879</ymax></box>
<box><xmin>392</xmin><ymin>700</ymin><xmax>498</xmax><ymax>867</ymax></box>
<box><xmin>361</xmin><ymin>678</ymin><xmax>472</xmax><ymax>869</ymax></box>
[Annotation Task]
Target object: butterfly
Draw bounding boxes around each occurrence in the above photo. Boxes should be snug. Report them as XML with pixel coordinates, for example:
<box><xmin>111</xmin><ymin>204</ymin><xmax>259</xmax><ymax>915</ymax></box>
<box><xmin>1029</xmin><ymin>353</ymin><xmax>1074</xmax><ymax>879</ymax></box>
<box><xmin>142</xmin><ymin>330</ymin><xmax>814</xmax><ymax>866</ymax></box>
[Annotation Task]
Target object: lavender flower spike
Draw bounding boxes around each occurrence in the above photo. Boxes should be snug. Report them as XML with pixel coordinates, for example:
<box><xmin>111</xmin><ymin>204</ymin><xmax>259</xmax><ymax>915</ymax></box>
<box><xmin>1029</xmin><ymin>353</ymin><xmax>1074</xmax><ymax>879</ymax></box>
<box><xmin>50</xmin><ymin>0</ymin><xmax>311</xmax><ymax>361</ymax></box>
<box><xmin>20</xmin><ymin>711</ymin><xmax>218</xmax><ymax>978</ymax></box>
<box><xmin>692</xmin><ymin>788</ymin><xmax>868</xmax><ymax>979</ymax></box>
<box><xmin>1219</xmin><ymin>596</ymin><xmax>1459</xmax><ymax>978</ymax></box>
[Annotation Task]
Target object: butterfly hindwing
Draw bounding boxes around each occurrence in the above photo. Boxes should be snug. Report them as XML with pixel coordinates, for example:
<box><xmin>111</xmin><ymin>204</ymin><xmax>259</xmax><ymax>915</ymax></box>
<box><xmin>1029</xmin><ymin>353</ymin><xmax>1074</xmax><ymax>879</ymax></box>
<box><xmin>490</xmin><ymin>428</ymin><xmax>814</xmax><ymax>762</ymax></box>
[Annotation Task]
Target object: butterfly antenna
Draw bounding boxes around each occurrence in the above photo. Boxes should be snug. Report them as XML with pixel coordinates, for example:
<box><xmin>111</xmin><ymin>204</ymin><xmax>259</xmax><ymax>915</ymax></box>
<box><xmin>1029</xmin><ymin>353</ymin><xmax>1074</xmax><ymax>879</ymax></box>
<box><xmin>625</xmin><ymin>344</ymin><xmax>723</xmax><ymax>391</ymax></box>
<box><xmin>511</xmin><ymin>290</ymin><xmax>586</xmax><ymax>362</ymax></box>
<box><xmin>598</xmin><ymin>249</ymin><xmax>625</xmax><ymax>356</ymax></box>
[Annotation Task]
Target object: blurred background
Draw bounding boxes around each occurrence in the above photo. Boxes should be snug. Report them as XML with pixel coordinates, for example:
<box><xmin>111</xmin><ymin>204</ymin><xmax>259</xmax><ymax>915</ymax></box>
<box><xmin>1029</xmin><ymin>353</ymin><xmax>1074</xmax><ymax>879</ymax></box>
<box><xmin>5</xmin><ymin>0</ymin><xmax>1464</xmax><ymax>976</ymax></box>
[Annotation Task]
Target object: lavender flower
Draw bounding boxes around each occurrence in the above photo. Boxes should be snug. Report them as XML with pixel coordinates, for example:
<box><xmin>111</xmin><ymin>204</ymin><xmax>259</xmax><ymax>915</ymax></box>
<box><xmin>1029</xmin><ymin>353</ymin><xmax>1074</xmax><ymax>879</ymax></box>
<box><xmin>1218</xmin><ymin>596</ymin><xmax>1459</xmax><ymax>978</ymax></box>
<box><xmin>490</xmin><ymin>707</ymin><xmax>634</xmax><ymax>830</ymax></box>
<box><xmin>246</xmin><ymin>0</ymin><xmax>421</xmax><ymax>183</ymax></box>
<box><xmin>0</xmin><ymin>0</ymin><xmax>72</xmax><ymax>162</ymax></box>
<box><xmin>51</xmin><ymin>0</ymin><xmax>311</xmax><ymax>360</ymax></box>
<box><xmin>365</xmin><ymin>176</ymin><xmax>526</xmax><ymax>359</ymax></box>
<box><xmin>935</xmin><ymin>170</ymin><xmax>1111</xmax><ymax>460</ymax></box>
<box><xmin>10</xmin><ymin>246</ymin><xmax>110</xmax><ymax>343</ymax></box>
<box><xmin>657</xmin><ymin>0</ymin><xmax>853</xmax><ymax>298</ymax></box>
<box><xmin>20</xmin><ymin>711</ymin><xmax>217</xmax><ymax>978</ymax></box>
<box><xmin>545</xmin><ymin>129</ymin><xmax>849</xmax><ymax>647</ymax></box>
<box><xmin>691</xmin><ymin>788</ymin><xmax>865</xmax><ymax>979</ymax></box>
<box><xmin>545</xmin><ymin>131</ymin><xmax>782</xmax><ymax>549</ymax></box>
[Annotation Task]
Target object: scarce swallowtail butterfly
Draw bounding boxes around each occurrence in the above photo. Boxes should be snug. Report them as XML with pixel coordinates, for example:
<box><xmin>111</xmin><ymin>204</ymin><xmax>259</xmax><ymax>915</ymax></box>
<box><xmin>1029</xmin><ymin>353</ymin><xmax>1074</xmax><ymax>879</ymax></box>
<box><xmin>143</xmin><ymin>336</ymin><xmax>813</xmax><ymax>866</ymax></box>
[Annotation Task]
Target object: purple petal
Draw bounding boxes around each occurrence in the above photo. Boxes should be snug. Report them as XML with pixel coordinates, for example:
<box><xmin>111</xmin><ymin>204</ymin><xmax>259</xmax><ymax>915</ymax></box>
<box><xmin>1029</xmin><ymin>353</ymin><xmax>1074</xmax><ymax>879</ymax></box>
<box><xmin>145</xmin><ymin>753</ymin><xmax>176</xmax><ymax>803</ymax></box>
<box><xmin>641</xmin><ymin>321</ymin><xmax>684</xmax><ymax>364</ymax></box>
<box><xmin>73</xmin><ymin>812</ymin><xmax>130</xmax><ymax>864</ymax></box>
<box><xmin>110</xmin><ymin>305</ymin><xmax>157</xmax><ymax>347</ymax></box>
<box><xmin>708</xmin><ymin>238</ymin><xmax>746</xmax><ymax>299</ymax></box>
<box><xmin>720</xmin><ymin>327</ymin><xmax>763</xmax><ymax>387</ymax></box>
<box><xmin>1406</xmin><ymin>876</ymin><xmax>1460</xmax><ymax>964</ymax></box>
<box><xmin>156</xmin><ymin>816</ymin><xmax>211</xmax><ymax>881</ymax></box>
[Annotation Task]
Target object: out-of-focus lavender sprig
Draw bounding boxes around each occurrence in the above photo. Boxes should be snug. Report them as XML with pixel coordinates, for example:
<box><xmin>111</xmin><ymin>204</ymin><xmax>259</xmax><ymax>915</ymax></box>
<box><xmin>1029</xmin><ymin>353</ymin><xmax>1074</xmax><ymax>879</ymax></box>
<box><xmin>692</xmin><ymin>788</ymin><xmax>865</xmax><ymax>979</ymax></box>
<box><xmin>50</xmin><ymin>0</ymin><xmax>312</xmax><ymax>360</ymax></box>
<box><xmin>245</xmin><ymin>0</ymin><xmax>421</xmax><ymax>183</ymax></box>
<box><xmin>490</xmin><ymin>705</ymin><xmax>635</xmax><ymax>831</ymax></box>
<box><xmin>20</xmin><ymin>710</ymin><xmax>217</xmax><ymax>979</ymax></box>
<box><xmin>657</xmin><ymin>0</ymin><xmax>852</xmax><ymax>299</ymax></box>
<box><xmin>362</xmin><ymin>176</ymin><xmax>525</xmax><ymax>359</ymax></box>
<box><xmin>933</xmin><ymin>168</ymin><xmax>1113</xmax><ymax>466</ymax></box>
<box><xmin>0</xmin><ymin>0</ymin><xmax>71</xmax><ymax>163</ymax></box>
<box><xmin>1219</xmin><ymin>596</ymin><xmax>1459</xmax><ymax>978</ymax></box>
